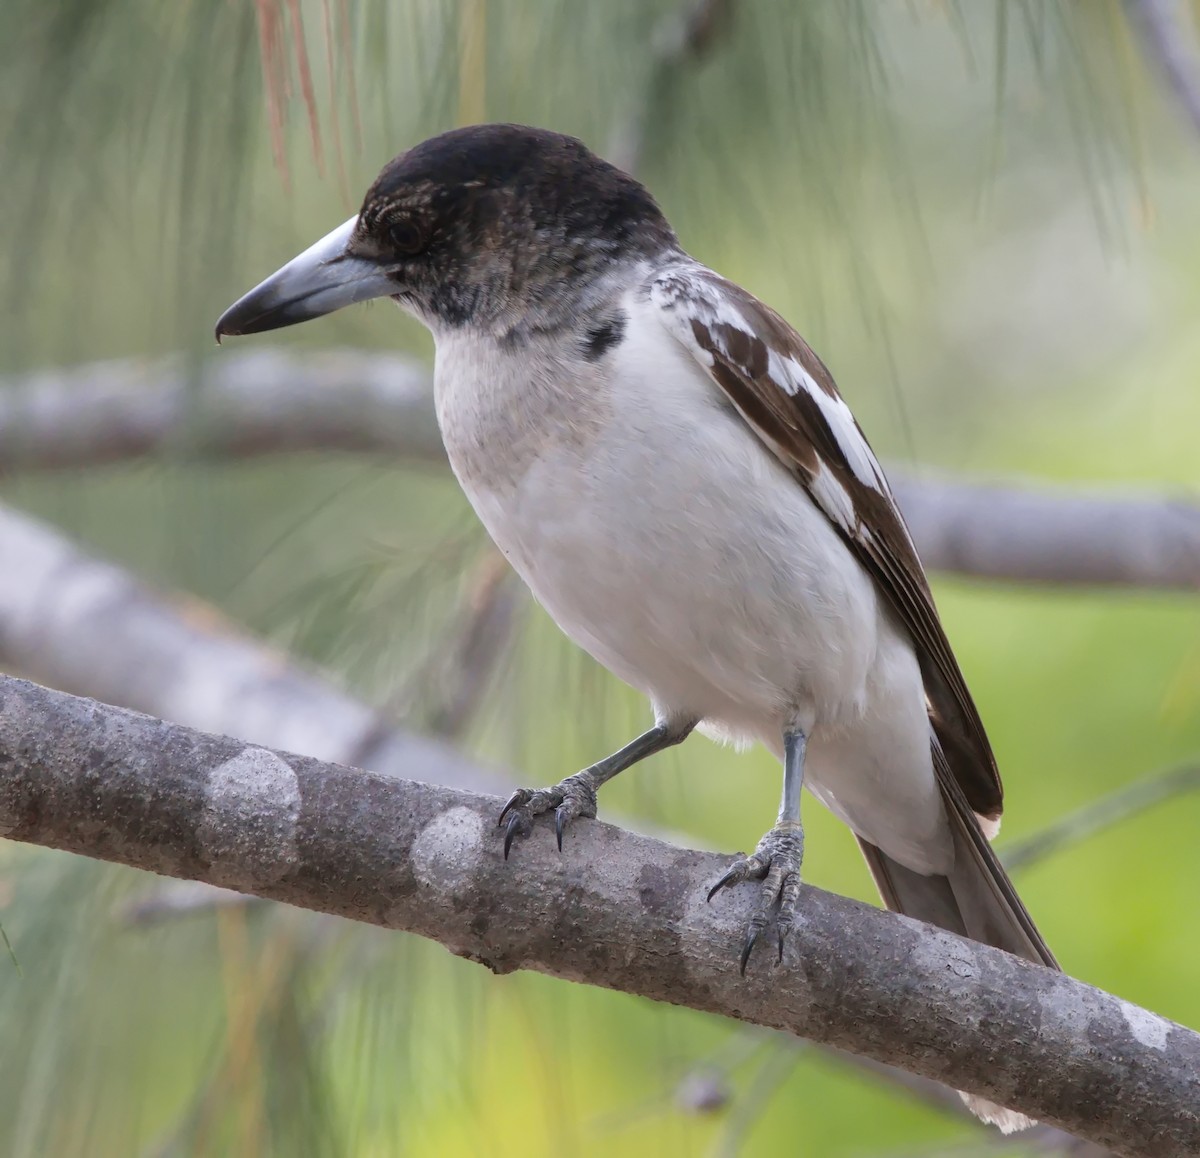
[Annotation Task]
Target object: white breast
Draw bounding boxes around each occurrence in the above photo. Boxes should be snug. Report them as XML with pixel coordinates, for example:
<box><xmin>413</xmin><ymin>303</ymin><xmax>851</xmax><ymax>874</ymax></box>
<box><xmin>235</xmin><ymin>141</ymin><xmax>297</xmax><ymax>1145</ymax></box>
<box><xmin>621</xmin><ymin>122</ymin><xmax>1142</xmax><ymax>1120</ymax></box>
<box><xmin>434</xmin><ymin>294</ymin><xmax>878</xmax><ymax>726</ymax></box>
<box><xmin>431</xmin><ymin>292</ymin><xmax>948</xmax><ymax>871</ymax></box>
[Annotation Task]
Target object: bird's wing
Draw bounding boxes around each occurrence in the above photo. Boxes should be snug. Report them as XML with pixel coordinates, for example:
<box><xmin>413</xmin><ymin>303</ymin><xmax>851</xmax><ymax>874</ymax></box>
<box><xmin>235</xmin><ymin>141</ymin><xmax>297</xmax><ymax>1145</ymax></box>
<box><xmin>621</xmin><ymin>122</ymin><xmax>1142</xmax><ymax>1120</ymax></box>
<box><xmin>649</xmin><ymin>262</ymin><xmax>1003</xmax><ymax>822</ymax></box>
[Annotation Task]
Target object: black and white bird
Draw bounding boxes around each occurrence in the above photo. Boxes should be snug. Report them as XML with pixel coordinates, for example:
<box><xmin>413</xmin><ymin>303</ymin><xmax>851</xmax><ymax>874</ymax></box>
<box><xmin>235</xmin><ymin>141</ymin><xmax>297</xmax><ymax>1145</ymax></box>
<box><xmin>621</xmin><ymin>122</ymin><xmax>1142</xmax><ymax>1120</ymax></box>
<box><xmin>217</xmin><ymin>124</ymin><xmax>1056</xmax><ymax>1129</ymax></box>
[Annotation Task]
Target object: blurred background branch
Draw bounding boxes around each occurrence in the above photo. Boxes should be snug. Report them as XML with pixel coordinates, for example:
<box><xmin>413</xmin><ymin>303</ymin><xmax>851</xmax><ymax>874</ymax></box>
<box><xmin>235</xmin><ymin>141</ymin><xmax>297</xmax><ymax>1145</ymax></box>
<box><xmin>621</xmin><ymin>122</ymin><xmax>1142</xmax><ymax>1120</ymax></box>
<box><xmin>2</xmin><ymin>353</ymin><xmax>1197</xmax><ymax>588</ymax></box>
<box><xmin>0</xmin><ymin>352</ymin><xmax>445</xmax><ymax>468</ymax></box>
<box><xmin>1002</xmin><ymin>760</ymin><xmax>1200</xmax><ymax>872</ymax></box>
<box><xmin>1127</xmin><ymin>0</ymin><xmax>1200</xmax><ymax>136</ymax></box>
<box><xmin>0</xmin><ymin>503</ymin><xmax>499</xmax><ymax>794</ymax></box>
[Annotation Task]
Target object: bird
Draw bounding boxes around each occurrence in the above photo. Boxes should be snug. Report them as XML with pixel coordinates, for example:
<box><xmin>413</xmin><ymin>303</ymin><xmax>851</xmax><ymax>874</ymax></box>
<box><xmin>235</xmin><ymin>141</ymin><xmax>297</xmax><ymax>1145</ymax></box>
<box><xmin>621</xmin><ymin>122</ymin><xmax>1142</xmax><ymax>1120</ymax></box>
<box><xmin>216</xmin><ymin>123</ymin><xmax>1056</xmax><ymax>1130</ymax></box>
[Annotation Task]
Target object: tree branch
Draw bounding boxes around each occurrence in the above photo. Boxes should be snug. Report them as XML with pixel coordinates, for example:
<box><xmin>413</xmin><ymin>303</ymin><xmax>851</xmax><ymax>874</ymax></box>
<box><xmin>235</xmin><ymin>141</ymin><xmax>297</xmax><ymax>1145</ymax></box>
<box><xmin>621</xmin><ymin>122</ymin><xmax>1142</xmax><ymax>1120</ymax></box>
<box><xmin>0</xmin><ymin>675</ymin><xmax>1196</xmax><ymax>1157</ymax></box>
<box><xmin>2</xmin><ymin>352</ymin><xmax>1198</xmax><ymax>589</ymax></box>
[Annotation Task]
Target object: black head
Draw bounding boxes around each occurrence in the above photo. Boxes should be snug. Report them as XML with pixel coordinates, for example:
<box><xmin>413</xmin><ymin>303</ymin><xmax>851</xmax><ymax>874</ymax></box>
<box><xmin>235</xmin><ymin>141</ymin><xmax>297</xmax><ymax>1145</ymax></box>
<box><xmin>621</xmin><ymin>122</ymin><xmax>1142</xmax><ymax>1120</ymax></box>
<box><xmin>215</xmin><ymin>124</ymin><xmax>676</xmax><ymax>340</ymax></box>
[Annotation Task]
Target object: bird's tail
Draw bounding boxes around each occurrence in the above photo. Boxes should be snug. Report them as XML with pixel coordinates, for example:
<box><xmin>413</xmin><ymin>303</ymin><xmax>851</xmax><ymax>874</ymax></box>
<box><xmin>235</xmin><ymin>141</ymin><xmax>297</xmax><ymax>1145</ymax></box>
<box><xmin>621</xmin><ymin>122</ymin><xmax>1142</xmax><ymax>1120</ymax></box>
<box><xmin>856</xmin><ymin>745</ymin><xmax>1057</xmax><ymax>1133</ymax></box>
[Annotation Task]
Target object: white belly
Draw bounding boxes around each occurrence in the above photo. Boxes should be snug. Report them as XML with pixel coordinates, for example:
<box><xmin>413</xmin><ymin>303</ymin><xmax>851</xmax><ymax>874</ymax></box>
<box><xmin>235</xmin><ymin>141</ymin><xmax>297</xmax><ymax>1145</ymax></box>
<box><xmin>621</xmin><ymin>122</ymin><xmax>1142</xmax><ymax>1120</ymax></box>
<box><xmin>504</xmin><ymin>414</ymin><xmax>880</xmax><ymax>729</ymax></box>
<box><xmin>432</xmin><ymin>300</ymin><xmax>950</xmax><ymax>872</ymax></box>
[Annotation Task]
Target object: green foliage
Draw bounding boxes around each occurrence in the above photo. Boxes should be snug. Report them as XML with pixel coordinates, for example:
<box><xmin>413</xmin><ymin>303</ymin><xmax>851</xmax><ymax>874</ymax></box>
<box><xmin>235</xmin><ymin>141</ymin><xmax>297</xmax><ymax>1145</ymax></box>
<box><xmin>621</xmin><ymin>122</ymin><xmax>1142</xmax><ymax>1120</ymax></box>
<box><xmin>2</xmin><ymin>0</ymin><xmax>1199</xmax><ymax>1154</ymax></box>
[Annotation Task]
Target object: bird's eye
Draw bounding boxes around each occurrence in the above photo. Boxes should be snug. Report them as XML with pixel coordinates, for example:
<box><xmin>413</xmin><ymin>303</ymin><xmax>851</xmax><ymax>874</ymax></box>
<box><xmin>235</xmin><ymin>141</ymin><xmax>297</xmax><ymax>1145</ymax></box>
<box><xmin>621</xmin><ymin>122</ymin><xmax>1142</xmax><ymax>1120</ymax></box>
<box><xmin>385</xmin><ymin>217</ymin><xmax>425</xmax><ymax>256</ymax></box>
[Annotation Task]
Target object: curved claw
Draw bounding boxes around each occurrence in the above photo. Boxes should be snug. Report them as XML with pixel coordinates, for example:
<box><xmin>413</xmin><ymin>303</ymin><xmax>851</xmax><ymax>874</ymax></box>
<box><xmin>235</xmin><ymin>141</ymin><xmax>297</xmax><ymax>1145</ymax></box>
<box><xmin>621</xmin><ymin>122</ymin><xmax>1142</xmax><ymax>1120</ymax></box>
<box><xmin>498</xmin><ymin>789</ymin><xmax>529</xmax><ymax>827</ymax></box>
<box><xmin>496</xmin><ymin>772</ymin><xmax>600</xmax><ymax>860</ymax></box>
<box><xmin>707</xmin><ymin>867</ymin><xmax>742</xmax><ymax>903</ymax></box>
<box><xmin>739</xmin><ymin>924</ymin><xmax>762</xmax><ymax>976</ymax></box>
<box><xmin>502</xmin><ymin>811</ymin><xmax>527</xmax><ymax>860</ymax></box>
<box><xmin>711</xmin><ymin>825</ymin><xmax>805</xmax><ymax>973</ymax></box>
<box><xmin>707</xmin><ymin>853</ymin><xmax>768</xmax><ymax>903</ymax></box>
<box><xmin>739</xmin><ymin>908</ymin><xmax>772</xmax><ymax>975</ymax></box>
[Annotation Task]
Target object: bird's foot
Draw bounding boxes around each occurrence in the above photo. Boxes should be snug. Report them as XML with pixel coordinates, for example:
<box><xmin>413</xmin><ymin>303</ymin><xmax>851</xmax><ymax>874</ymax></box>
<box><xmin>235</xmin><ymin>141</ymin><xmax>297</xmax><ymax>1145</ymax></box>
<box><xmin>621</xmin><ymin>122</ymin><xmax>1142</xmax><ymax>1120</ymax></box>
<box><xmin>498</xmin><ymin>770</ymin><xmax>599</xmax><ymax>857</ymax></box>
<box><xmin>707</xmin><ymin>822</ymin><xmax>805</xmax><ymax>974</ymax></box>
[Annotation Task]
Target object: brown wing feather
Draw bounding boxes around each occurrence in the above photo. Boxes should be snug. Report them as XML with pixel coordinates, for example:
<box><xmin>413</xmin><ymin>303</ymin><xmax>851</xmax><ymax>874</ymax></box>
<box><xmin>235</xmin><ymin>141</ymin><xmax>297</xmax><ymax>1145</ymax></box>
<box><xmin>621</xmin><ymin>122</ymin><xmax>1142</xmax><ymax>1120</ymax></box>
<box><xmin>652</xmin><ymin>265</ymin><xmax>1003</xmax><ymax>821</ymax></box>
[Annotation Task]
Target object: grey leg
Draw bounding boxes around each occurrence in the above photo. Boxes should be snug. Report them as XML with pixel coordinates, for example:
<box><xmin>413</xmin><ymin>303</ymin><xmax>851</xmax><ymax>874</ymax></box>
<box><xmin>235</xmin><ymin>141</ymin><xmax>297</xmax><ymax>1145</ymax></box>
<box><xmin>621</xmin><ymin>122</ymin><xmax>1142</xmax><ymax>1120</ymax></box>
<box><xmin>499</xmin><ymin>719</ymin><xmax>696</xmax><ymax>857</ymax></box>
<box><xmin>708</xmin><ymin>726</ymin><xmax>807</xmax><ymax>973</ymax></box>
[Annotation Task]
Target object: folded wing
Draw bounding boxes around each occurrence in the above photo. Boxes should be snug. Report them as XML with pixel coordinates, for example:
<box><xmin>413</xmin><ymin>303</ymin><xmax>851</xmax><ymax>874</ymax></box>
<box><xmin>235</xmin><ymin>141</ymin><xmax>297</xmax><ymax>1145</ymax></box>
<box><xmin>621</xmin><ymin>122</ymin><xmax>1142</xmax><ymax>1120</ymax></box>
<box><xmin>649</xmin><ymin>262</ymin><xmax>1056</xmax><ymax>971</ymax></box>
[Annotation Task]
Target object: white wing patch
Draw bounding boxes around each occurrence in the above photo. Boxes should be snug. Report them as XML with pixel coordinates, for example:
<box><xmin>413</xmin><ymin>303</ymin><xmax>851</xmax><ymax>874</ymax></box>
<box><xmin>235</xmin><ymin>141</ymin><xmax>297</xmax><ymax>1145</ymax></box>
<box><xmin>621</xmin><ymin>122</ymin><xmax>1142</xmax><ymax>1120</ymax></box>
<box><xmin>809</xmin><ymin>463</ymin><xmax>857</xmax><ymax>535</ymax></box>
<box><xmin>765</xmin><ymin>347</ymin><xmax>887</xmax><ymax>493</ymax></box>
<box><xmin>649</xmin><ymin>262</ymin><xmax>891</xmax><ymax>523</ymax></box>
<box><xmin>712</xmin><ymin>302</ymin><xmax>755</xmax><ymax>335</ymax></box>
<box><xmin>813</xmin><ymin>390</ymin><xmax>889</xmax><ymax>493</ymax></box>
<box><xmin>765</xmin><ymin>348</ymin><xmax>810</xmax><ymax>394</ymax></box>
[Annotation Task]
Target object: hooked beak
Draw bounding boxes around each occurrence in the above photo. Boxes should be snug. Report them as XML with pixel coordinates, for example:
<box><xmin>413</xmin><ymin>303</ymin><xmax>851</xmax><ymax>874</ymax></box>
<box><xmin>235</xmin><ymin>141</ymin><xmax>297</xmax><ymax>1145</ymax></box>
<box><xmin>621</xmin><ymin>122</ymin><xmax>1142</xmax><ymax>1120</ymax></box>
<box><xmin>214</xmin><ymin>216</ymin><xmax>398</xmax><ymax>341</ymax></box>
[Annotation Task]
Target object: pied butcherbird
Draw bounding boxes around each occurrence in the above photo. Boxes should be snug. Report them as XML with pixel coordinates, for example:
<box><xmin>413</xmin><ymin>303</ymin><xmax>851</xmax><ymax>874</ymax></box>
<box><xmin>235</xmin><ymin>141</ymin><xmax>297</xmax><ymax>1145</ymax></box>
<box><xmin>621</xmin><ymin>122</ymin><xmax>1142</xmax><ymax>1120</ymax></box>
<box><xmin>217</xmin><ymin>124</ymin><xmax>1056</xmax><ymax>1132</ymax></box>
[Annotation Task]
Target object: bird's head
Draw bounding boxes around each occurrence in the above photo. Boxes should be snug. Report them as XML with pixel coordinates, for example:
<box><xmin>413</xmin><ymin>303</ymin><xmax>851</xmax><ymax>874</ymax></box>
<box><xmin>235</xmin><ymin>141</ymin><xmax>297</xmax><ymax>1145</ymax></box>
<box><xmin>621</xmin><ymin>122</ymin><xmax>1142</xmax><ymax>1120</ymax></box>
<box><xmin>215</xmin><ymin>123</ymin><xmax>675</xmax><ymax>341</ymax></box>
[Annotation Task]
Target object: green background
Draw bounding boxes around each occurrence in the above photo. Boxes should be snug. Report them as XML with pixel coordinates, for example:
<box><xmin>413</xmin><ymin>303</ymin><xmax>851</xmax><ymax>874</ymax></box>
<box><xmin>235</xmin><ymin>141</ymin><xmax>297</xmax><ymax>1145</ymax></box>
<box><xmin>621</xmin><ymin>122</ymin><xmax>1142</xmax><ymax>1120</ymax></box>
<box><xmin>2</xmin><ymin>2</ymin><xmax>1198</xmax><ymax>1154</ymax></box>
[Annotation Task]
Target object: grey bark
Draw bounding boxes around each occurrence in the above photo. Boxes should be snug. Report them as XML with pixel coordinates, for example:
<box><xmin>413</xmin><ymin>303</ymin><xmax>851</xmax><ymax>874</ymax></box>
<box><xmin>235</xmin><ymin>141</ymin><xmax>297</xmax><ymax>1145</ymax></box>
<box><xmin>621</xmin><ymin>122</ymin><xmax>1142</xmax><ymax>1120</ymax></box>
<box><xmin>2</xmin><ymin>352</ymin><xmax>1198</xmax><ymax>589</ymax></box>
<box><xmin>0</xmin><ymin>675</ymin><xmax>1196</xmax><ymax>1158</ymax></box>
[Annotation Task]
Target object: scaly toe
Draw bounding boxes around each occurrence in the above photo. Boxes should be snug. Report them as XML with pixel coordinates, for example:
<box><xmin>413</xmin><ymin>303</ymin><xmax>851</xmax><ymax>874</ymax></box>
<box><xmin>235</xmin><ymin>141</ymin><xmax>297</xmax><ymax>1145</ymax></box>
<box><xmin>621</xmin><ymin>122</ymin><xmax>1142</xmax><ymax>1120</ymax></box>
<box><xmin>497</xmin><ymin>788</ymin><xmax>532</xmax><ymax>826</ymax></box>
<box><xmin>497</xmin><ymin>773</ymin><xmax>600</xmax><ymax>856</ymax></box>
<box><xmin>706</xmin><ymin>853</ymin><xmax>769</xmax><ymax>903</ymax></box>
<box><xmin>552</xmin><ymin>773</ymin><xmax>598</xmax><ymax>850</ymax></box>
<box><xmin>710</xmin><ymin>824</ymin><xmax>805</xmax><ymax>973</ymax></box>
<box><xmin>775</xmin><ymin>865</ymin><xmax>802</xmax><ymax>957</ymax></box>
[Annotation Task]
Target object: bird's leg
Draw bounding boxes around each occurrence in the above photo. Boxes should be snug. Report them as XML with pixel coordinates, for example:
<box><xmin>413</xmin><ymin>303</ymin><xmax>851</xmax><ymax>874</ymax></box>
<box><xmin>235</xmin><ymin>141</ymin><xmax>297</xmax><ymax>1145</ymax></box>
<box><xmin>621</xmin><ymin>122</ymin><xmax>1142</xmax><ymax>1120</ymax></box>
<box><xmin>708</xmin><ymin>726</ymin><xmax>807</xmax><ymax>974</ymax></box>
<box><xmin>499</xmin><ymin>719</ymin><xmax>695</xmax><ymax>857</ymax></box>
